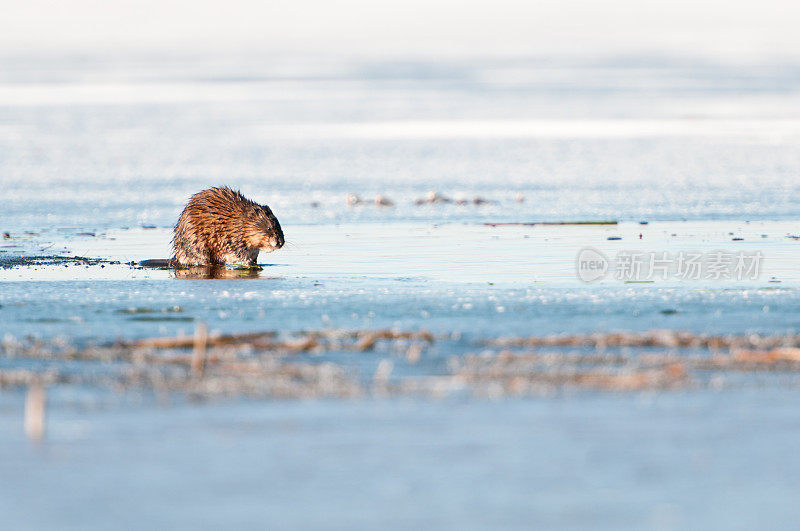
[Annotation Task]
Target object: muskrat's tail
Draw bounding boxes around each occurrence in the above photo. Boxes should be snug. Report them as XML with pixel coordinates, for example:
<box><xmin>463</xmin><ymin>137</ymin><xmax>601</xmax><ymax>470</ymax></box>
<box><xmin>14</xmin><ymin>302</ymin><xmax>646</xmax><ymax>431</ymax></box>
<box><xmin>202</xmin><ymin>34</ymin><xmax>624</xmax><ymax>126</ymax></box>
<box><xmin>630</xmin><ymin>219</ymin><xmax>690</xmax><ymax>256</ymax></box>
<box><xmin>139</xmin><ymin>258</ymin><xmax>177</xmax><ymax>268</ymax></box>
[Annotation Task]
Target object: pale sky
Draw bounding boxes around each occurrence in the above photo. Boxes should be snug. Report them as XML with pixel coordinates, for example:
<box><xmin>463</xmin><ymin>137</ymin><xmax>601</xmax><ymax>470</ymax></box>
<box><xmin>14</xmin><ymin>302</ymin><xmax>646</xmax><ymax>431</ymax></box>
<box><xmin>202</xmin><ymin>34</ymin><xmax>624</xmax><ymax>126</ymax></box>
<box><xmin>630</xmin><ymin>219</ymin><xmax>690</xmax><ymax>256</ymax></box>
<box><xmin>0</xmin><ymin>0</ymin><xmax>799</xmax><ymax>59</ymax></box>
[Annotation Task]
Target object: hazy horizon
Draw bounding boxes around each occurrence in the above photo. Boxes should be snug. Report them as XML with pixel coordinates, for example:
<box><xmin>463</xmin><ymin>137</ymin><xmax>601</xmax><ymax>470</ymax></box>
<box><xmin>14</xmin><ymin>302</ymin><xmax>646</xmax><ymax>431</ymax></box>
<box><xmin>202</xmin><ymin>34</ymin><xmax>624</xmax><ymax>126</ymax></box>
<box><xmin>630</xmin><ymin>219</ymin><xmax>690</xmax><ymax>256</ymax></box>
<box><xmin>2</xmin><ymin>0</ymin><xmax>800</xmax><ymax>62</ymax></box>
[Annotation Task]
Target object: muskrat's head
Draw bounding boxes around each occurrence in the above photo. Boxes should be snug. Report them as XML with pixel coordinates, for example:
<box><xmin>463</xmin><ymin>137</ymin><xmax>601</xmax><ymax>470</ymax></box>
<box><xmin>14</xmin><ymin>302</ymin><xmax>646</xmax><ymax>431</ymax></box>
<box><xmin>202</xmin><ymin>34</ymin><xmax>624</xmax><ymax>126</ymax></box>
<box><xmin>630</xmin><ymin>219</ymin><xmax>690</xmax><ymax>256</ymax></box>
<box><xmin>244</xmin><ymin>203</ymin><xmax>284</xmax><ymax>253</ymax></box>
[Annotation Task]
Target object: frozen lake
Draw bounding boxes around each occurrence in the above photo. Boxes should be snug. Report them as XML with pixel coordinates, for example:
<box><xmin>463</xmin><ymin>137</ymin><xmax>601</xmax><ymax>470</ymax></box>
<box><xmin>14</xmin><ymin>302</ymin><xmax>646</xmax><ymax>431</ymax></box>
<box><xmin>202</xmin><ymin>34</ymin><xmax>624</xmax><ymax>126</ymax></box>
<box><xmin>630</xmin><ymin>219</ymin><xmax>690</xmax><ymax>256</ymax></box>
<box><xmin>2</xmin><ymin>52</ymin><xmax>800</xmax><ymax>529</ymax></box>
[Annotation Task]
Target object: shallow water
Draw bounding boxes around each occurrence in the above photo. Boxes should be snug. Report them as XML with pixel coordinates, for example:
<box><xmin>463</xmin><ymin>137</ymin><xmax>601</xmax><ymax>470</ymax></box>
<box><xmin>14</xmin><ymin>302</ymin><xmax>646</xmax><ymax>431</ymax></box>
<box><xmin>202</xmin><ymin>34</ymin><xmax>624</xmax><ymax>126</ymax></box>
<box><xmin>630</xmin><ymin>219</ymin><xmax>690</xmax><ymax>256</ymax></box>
<box><xmin>2</xmin><ymin>221</ymin><xmax>800</xmax><ymax>342</ymax></box>
<box><xmin>3</xmin><ymin>52</ymin><xmax>800</xmax><ymax>528</ymax></box>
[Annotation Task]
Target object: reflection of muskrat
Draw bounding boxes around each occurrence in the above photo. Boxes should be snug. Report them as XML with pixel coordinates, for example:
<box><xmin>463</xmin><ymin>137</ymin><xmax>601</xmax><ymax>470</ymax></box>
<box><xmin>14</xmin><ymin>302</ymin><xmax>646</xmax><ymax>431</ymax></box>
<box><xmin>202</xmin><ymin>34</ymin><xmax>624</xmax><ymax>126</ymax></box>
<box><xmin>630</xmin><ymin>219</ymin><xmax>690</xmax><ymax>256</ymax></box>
<box><xmin>171</xmin><ymin>187</ymin><xmax>284</xmax><ymax>266</ymax></box>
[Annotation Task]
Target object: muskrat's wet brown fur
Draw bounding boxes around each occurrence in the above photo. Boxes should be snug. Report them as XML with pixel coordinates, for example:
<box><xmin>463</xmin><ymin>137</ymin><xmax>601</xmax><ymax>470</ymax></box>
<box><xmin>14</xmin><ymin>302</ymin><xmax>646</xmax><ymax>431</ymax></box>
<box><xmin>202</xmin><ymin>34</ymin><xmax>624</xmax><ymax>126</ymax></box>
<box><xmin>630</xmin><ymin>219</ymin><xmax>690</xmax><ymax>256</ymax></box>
<box><xmin>172</xmin><ymin>187</ymin><xmax>284</xmax><ymax>266</ymax></box>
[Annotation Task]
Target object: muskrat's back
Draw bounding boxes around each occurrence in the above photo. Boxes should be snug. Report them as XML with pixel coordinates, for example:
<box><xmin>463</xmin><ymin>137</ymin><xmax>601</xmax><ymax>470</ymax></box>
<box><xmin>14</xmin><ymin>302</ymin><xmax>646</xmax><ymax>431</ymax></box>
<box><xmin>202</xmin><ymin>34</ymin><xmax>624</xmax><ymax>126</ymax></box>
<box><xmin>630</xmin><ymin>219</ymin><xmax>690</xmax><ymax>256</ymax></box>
<box><xmin>172</xmin><ymin>187</ymin><xmax>284</xmax><ymax>266</ymax></box>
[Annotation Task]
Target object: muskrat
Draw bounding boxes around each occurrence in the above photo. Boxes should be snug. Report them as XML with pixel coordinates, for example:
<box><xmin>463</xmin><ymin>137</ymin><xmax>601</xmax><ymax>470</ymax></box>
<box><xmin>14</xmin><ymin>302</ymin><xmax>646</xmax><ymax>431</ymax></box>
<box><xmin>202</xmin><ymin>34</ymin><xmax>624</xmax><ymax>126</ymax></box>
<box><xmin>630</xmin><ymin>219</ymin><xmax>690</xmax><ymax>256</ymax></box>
<box><xmin>170</xmin><ymin>187</ymin><xmax>284</xmax><ymax>266</ymax></box>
